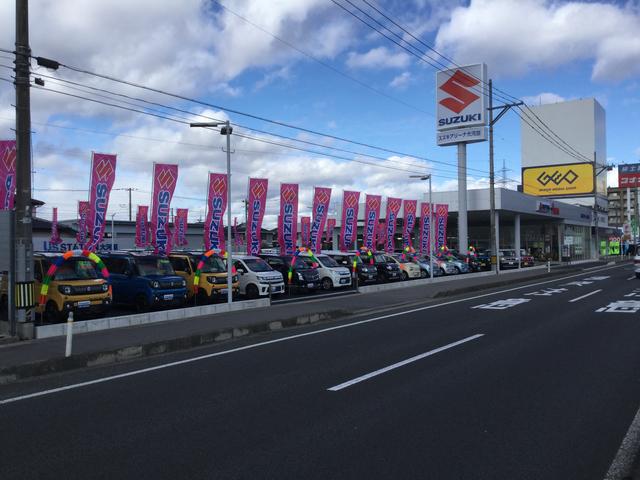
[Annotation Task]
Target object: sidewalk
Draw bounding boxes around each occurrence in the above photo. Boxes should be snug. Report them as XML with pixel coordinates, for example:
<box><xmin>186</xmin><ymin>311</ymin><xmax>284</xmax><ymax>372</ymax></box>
<box><xmin>0</xmin><ymin>260</ymin><xmax>624</xmax><ymax>384</ymax></box>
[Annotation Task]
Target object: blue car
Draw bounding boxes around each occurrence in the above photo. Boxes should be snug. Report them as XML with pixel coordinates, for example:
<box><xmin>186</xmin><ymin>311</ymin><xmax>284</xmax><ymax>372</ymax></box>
<box><xmin>101</xmin><ymin>251</ymin><xmax>188</xmax><ymax>312</ymax></box>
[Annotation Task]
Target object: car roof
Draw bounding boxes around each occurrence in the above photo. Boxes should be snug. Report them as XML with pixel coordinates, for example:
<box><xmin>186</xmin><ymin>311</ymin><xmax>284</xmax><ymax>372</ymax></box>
<box><xmin>234</xmin><ymin>254</ymin><xmax>264</xmax><ymax>260</ymax></box>
<box><xmin>102</xmin><ymin>250</ymin><xmax>164</xmax><ymax>258</ymax></box>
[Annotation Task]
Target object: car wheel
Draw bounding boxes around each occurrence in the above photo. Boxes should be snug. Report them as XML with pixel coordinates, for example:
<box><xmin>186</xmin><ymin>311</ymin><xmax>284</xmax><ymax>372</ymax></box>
<box><xmin>135</xmin><ymin>294</ymin><xmax>149</xmax><ymax>313</ymax></box>
<box><xmin>321</xmin><ymin>277</ymin><xmax>333</xmax><ymax>291</ymax></box>
<box><xmin>44</xmin><ymin>301</ymin><xmax>62</xmax><ymax>323</ymax></box>
<box><xmin>246</xmin><ymin>284</ymin><xmax>259</xmax><ymax>299</ymax></box>
<box><xmin>420</xmin><ymin>270</ymin><xmax>427</xmax><ymax>279</ymax></box>
<box><xmin>455</xmin><ymin>266</ymin><xmax>462</xmax><ymax>274</ymax></box>
<box><xmin>401</xmin><ymin>271</ymin><xmax>409</xmax><ymax>281</ymax></box>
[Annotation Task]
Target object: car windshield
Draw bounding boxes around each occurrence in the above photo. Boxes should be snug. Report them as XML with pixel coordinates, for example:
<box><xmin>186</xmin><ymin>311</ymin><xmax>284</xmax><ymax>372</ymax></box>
<box><xmin>373</xmin><ymin>254</ymin><xmax>387</xmax><ymax>263</ymax></box>
<box><xmin>292</xmin><ymin>257</ymin><xmax>311</xmax><ymax>270</ymax></box>
<box><xmin>244</xmin><ymin>258</ymin><xmax>272</xmax><ymax>272</ymax></box>
<box><xmin>135</xmin><ymin>257</ymin><xmax>175</xmax><ymax>276</ymax></box>
<box><xmin>501</xmin><ymin>250</ymin><xmax>517</xmax><ymax>257</ymax></box>
<box><xmin>318</xmin><ymin>255</ymin><xmax>339</xmax><ymax>267</ymax></box>
<box><xmin>196</xmin><ymin>255</ymin><xmax>226</xmax><ymax>273</ymax></box>
<box><xmin>393</xmin><ymin>256</ymin><xmax>409</xmax><ymax>264</ymax></box>
<box><xmin>52</xmin><ymin>258</ymin><xmax>99</xmax><ymax>281</ymax></box>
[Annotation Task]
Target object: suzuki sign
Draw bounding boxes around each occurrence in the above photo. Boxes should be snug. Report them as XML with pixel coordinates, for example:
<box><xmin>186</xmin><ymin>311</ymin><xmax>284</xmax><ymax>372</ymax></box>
<box><xmin>436</xmin><ymin>64</ymin><xmax>487</xmax><ymax>133</ymax></box>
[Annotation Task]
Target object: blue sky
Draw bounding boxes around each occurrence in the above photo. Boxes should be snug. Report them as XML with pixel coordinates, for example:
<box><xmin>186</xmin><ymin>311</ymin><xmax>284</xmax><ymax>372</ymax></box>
<box><xmin>0</xmin><ymin>0</ymin><xmax>639</xmax><ymax>226</ymax></box>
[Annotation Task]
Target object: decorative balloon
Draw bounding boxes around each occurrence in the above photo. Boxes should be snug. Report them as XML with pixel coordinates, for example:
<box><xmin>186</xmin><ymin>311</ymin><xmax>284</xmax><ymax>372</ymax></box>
<box><xmin>39</xmin><ymin>249</ymin><xmax>110</xmax><ymax>306</ymax></box>
<box><xmin>288</xmin><ymin>247</ymin><xmax>318</xmax><ymax>284</ymax></box>
<box><xmin>401</xmin><ymin>245</ymin><xmax>416</xmax><ymax>260</ymax></box>
<box><xmin>193</xmin><ymin>249</ymin><xmax>236</xmax><ymax>293</ymax></box>
<box><xmin>358</xmin><ymin>246</ymin><xmax>374</xmax><ymax>265</ymax></box>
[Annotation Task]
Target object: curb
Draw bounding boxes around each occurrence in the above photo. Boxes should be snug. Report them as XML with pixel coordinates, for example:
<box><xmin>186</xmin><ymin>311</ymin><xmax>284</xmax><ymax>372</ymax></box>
<box><xmin>0</xmin><ymin>261</ymin><xmax>626</xmax><ymax>385</ymax></box>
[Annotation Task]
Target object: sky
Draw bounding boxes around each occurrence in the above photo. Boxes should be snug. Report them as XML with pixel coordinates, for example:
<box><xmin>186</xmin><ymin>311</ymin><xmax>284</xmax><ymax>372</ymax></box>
<box><xmin>0</xmin><ymin>0</ymin><xmax>639</xmax><ymax>228</ymax></box>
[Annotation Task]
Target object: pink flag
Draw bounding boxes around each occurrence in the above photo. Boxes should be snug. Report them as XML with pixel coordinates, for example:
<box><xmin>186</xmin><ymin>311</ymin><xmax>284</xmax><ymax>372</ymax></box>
<box><xmin>301</xmin><ymin>216</ymin><xmax>311</xmax><ymax>247</ymax></box>
<box><xmin>135</xmin><ymin>205</ymin><xmax>149</xmax><ymax>248</ymax></box>
<box><xmin>325</xmin><ymin>218</ymin><xmax>336</xmax><ymax>245</ymax></box>
<box><xmin>278</xmin><ymin>183</ymin><xmax>298</xmax><ymax>255</ymax></box>
<box><xmin>174</xmin><ymin>208</ymin><xmax>188</xmax><ymax>247</ymax></box>
<box><xmin>150</xmin><ymin>163</ymin><xmax>178</xmax><ymax>255</ymax></box>
<box><xmin>419</xmin><ymin>203</ymin><xmax>432</xmax><ymax>255</ymax></box>
<box><xmin>376</xmin><ymin>220</ymin><xmax>386</xmax><ymax>249</ymax></box>
<box><xmin>310</xmin><ymin>187</ymin><xmax>331</xmax><ymax>253</ymax></box>
<box><xmin>76</xmin><ymin>201</ymin><xmax>90</xmax><ymax>246</ymax></box>
<box><xmin>435</xmin><ymin>204</ymin><xmax>449</xmax><ymax>250</ymax></box>
<box><xmin>0</xmin><ymin>140</ymin><xmax>16</xmax><ymax>210</ymax></box>
<box><xmin>384</xmin><ymin>197</ymin><xmax>402</xmax><ymax>253</ymax></box>
<box><xmin>204</xmin><ymin>173</ymin><xmax>227</xmax><ymax>250</ymax></box>
<box><xmin>50</xmin><ymin>207</ymin><xmax>62</xmax><ymax>245</ymax></box>
<box><xmin>340</xmin><ymin>190</ymin><xmax>360</xmax><ymax>251</ymax></box>
<box><xmin>363</xmin><ymin>194</ymin><xmax>381</xmax><ymax>250</ymax></box>
<box><xmin>85</xmin><ymin>152</ymin><xmax>117</xmax><ymax>252</ymax></box>
<box><xmin>402</xmin><ymin>200</ymin><xmax>417</xmax><ymax>248</ymax></box>
<box><xmin>246</xmin><ymin>178</ymin><xmax>268</xmax><ymax>255</ymax></box>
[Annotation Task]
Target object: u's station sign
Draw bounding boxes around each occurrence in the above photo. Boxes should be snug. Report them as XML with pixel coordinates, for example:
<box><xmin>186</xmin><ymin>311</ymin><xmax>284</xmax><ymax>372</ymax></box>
<box><xmin>522</xmin><ymin>162</ymin><xmax>595</xmax><ymax>197</ymax></box>
<box><xmin>618</xmin><ymin>163</ymin><xmax>640</xmax><ymax>187</ymax></box>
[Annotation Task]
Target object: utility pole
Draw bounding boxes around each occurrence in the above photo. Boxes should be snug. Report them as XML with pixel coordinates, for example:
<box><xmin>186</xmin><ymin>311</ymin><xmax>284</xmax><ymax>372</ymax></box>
<box><xmin>488</xmin><ymin>79</ymin><xmax>523</xmax><ymax>274</ymax></box>
<box><xmin>13</xmin><ymin>0</ymin><xmax>34</xmax><ymax>336</ymax></box>
<box><xmin>128</xmin><ymin>187</ymin><xmax>132</xmax><ymax>221</ymax></box>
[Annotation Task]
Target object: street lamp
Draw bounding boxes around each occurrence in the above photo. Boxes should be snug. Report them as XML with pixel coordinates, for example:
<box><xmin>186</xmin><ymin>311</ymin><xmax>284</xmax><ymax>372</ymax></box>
<box><xmin>190</xmin><ymin>120</ymin><xmax>233</xmax><ymax>305</ymax></box>
<box><xmin>410</xmin><ymin>174</ymin><xmax>433</xmax><ymax>282</ymax></box>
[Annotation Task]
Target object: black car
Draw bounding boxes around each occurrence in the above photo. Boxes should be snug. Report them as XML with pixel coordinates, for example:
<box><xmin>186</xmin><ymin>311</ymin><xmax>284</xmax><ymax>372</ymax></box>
<box><xmin>259</xmin><ymin>254</ymin><xmax>320</xmax><ymax>292</ymax></box>
<box><xmin>325</xmin><ymin>251</ymin><xmax>377</xmax><ymax>284</ymax></box>
<box><xmin>369</xmin><ymin>252</ymin><xmax>402</xmax><ymax>282</ymax></box>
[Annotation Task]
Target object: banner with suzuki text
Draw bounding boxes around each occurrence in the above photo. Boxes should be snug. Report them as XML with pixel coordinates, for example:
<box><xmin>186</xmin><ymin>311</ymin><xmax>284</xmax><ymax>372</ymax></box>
<box><xmin>384</xmin><ymin>197</ymin><xmax>402</xmax><ymax>253</ymax></box>
<box><xmin>278</xmin><ymin>183</ymin><xmax>298</xmax><ymax>255</ymax></box>
<box><xmin>419</xmin><ymin>203</ymin><xmax>431</xmax><ymax>255</ymax></box>
<box><xmin>301</xmin><ymin>216</ymin><xmax>311</xmax><ymax>247</ymax></box>
<box><xmin>150</xmin><ymin>163</ymin><xmax>178</xmax><ymax>255</ymax></box>
<box><xmin>86</xmin><ymin>152</ymin><xmax>117</xmax><ymax>252</ymax></box>
<box><xmin>246</xmin><ymin>178</ymin><xmax>268</xmax><ymax>255</ymax></box>
<box><xmin>204</xmin><ymin>173</ymin><xmax>228</xmax><ymax>250</ymax></box>
<box><xmin>435</xmin><ymin>204</ymin><xmax>449</xmax><ymax>250</ymax></box>
<box><xmin>402</xmin><ymin>200</ymin><xmax>417</xmax><ymax>248</ymax></box>
<box><xmin>363</xmin><ymin>194</ymin><xmax>381</xmax><ymax>250</ymax></box>
<box><xmin>0</xmin><ymin>140</ymin><xmax>16</xmax><ymax>210</ymax></box>
<box><xmin>340</xmin><ymin>190</ymin><xmax>360</xmax><ymax>251</ymax></box>
<box><xmin>135</xmin><ymin>205</ymin><xmax>149</xmax><ymax>248</ymax></box>
<box><xmin>310</xmin><ymin>187</ymin><xmax>331</xmax><ymax>253</ymax></box>
<box><xmin>76</xmin><ymin>201</ymin><xmax>90</xmax><ymax>246</ymax></box>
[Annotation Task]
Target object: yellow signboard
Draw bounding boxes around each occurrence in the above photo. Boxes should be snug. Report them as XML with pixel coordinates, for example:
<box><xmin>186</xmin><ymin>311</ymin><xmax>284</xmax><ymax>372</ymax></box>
<box><xmin>522</xmin><ymin>163</ymin><xmax>594</xmax><ymax>196</ymax></box>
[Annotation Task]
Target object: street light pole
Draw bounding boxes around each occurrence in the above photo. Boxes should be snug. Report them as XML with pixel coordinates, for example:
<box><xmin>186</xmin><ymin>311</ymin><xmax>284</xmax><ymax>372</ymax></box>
<box><xmin>410</xmin><ymin>174</ymin><xmax>433</xmax><ymax>282</ymax></box>
<box><xmin>190</xmin><ymin>120</ymin><xmax>234</xmax><ymax>305</ymax></box>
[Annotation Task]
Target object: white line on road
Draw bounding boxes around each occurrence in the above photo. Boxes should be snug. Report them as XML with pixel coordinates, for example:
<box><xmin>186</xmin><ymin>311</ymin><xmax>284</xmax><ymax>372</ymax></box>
<box><xmin>0</xmin><ymin>263</ymin><xmax>626</xmax><ymax>406</ymax></box>
<box><xmin>568</xmin><ymin>289</ymin><xmax>602</xmax><ymax>303</ymax></box>
<box><xmin>604</xmin><ymin>402</ymin><xmax>640</xmax><ymax>479</ymax></box>
<box><xmin>627</xmin><ymin>276</ymin><xmax>636</xmax><ymax>281</ymax></box>
<box><xmin>327</xmin><ymin>334</ymin><xmax>484</xmax><ymax>391</ymax></box>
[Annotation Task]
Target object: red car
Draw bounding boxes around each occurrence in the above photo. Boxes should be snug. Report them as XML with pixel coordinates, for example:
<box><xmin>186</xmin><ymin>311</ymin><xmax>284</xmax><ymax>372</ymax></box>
<box><xmin>520</xmin><ymin>250</ymin><xmax>535</xmax><ymax>267</ymax></box>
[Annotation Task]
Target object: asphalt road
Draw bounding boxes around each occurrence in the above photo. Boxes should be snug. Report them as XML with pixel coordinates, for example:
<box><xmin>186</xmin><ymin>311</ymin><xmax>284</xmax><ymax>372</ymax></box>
<box><xmin>2</xmin><ymin>263</ymin><xmax>639</xmax><ymax>479</ymax></box>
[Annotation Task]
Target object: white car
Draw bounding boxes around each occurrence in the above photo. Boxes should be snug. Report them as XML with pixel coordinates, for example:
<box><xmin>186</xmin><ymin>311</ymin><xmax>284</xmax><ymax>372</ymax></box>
<box><xmin>300</xmin><ymin>252</ymin><xmax>352</xmax><ymax>290</ymax></box>
<box><xmin>635</xmin><ymin>254</ymin><xmax>640</xmax><ymax>279</ymax></box>
<box><xmin>232</xmin><ymin>255</ymin><xmax>285</xmax><ymax>298</ymax></box>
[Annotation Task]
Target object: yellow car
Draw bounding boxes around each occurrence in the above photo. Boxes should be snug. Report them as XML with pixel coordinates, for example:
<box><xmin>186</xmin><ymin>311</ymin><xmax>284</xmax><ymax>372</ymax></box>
<box><xmin>34</xmin><ymin>253</ymin><xmax>112</xmax><ymax>322</ymax></box>
<box><xmin>390</xmin><ymin>254</ymin><xmax>422</xmax><ymax>280</ymax></box>
<box><xmin>169</xmin><ymin>251</ymin><xmax>239</xmax><ymax>304</ymax></box>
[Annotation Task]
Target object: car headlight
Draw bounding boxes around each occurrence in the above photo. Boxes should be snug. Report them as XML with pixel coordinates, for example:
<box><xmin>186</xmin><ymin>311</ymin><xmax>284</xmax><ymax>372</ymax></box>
<box><xmin>181</xmin><ymin>279</ymin><xmax>186</xmax><ymax>287</ymax></box>
<box><xmin>58</xmin><ymin>285</ymin><xmax>72</xmax><ymax>295</ymax></box>
<box><xmin>206</xmin><ymin>276</ymin><xmax>217</xmax><ymax>284</ymax></box>
<box><xmin>297</xmin><ymin>272</ymin><xmax>304</xmax><ymax>281</ymax></box>
<box><xmin>386</xmin><ymin>265</ymin><xmax>392</xmax><ymax>270</ymax></box>
<box><xmin>101</xmin><ymin>284</ymin><xmax>109</xmax><ymax>292</ymax></box>
<box><xmin>149</xmin><ymin>281</ymin><xmax>160</xmax><ymax>289</ymax></box>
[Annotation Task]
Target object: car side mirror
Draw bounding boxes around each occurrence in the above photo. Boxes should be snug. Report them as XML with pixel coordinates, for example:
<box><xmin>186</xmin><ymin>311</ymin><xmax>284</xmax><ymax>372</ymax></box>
<box><xmin>237</xmin><ymin>268</ymin><xmax>246</xmax><ymax>275</ymax></box>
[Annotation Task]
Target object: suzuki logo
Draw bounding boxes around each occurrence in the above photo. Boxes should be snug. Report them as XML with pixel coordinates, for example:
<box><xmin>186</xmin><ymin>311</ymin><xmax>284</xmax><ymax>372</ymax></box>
<box><xmin>439</xmin><ymin>70</ymin><xmax>480</xmax><ymax>114</ymax></box>
<box><xmin>157</xmin><ymin>167</ymin><xmax>176</xmax><ymax>189</ymax></box>
<box><xmin>345</xmin><ymin>193</ymin><xmax>358</xmax><ymax>208</ymax></box>
<box><xmin>2</xmin><ymin>143</ymin><xmax>16</xmax><ymax>172</ymax></box>
<box><xmin>388</xmin><ymin>199</ymin><xmax>401</xmax><ymax>212</ymax></box>
<box><xmin>95</xmin><ymin>158</ymin><xmax>114</xmax><ymax>181</ymax></box>
<box><xmin>536</xmin><ymin>169</ymin><xmax>578</xmax><ymax>186</ymax></box>
<box><xmin>437</xmin><ymin>205</ymin><xmax>448</xmax><ymax>216</ymax></box>
<box><xmin>252</xmin><ymin>182</ymin><xmax>266</xmax><ymax>198</ymax></box>
<box><xmin>367</xmin><ymin>197</ymin><xmax>380</xmax><ymax>209</ymax></box>
<box><xmin>316</xmin><ymin>190</ymin><xmax>330</xmax><ymax>205</ymax></box>
<box><xmin>282</xmin><ymin>186</ymin><xmax>296</xmax><ymax>203</ymax></box>
<box><xmin>212</xmin><ymin>177</ymin><xmax>226</xmax><ymax>195</ymax></box>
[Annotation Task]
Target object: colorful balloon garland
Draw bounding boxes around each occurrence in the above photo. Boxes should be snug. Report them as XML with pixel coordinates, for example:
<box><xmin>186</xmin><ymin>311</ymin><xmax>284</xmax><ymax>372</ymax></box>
<box><xmin>401</xmin><ymin>245</ymin><xmax>416</xmax><ymax>260</ymax></box>
<box><xmin>287</xmin><ymin>247</ymin><xmax>319</xmax><ymax>284</ymax></box>
<box><xmin>193</xmin><ymin>249</ymin><xmax>237</xmax><ymax>293</ymax></box>
<box><xmin>39</xmin><ymin>249</ymin><xmax>110</xmax><ymax>306</ymax></box>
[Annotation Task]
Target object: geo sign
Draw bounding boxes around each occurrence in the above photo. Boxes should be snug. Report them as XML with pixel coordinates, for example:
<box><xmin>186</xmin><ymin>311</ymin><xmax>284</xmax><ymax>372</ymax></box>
<box><xmin>522</xmin><ymin>163</ymin><xmax>595</xmax><ymax>197</ymax></box>
<box><xmin>436</xmin><ymin>63</ymin><xmax>487</xmax><ymax>133</ymax></box>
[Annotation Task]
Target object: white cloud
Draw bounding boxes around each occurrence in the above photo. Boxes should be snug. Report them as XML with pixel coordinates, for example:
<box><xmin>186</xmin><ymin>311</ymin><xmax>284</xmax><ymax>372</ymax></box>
<box><xmin>435</xmin><ymin>0</ymin><xmax>640</xmax><ymax>82</ymax></box>
<box><xmin>389</xmin><ymin>72</ymin><xmax>413</xmax><ymax>89</ymax></box>
<box><xmin>521</xmin><ymin>92</ymin><xmax>567</xmax><ymax>106</ymax></box>
<box><xmin>346</xmin><ymin>47</ymin><xmax>411</xmax><ymax>69</ymax></box>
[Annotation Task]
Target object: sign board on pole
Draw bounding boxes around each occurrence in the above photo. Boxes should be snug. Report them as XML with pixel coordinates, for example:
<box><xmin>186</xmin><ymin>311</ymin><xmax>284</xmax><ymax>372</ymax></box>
<box><xmin>437</xmin><ymin>126</ymin><xmax>487</xmax><ymax>146</ymax></box>
<box><xmin>436</xmin><ymin>63</ymin><xmax>487</xmax><ymax>133</ymax></box>
<box><xmin>522</xmin><ymin>162</ymin><xmax>595</xmax><ymax>197</ymax></box>
<box><xmin>618</xmin><ymin>163</ymin><xmax>640</xmax><ymax>187</ymax></box>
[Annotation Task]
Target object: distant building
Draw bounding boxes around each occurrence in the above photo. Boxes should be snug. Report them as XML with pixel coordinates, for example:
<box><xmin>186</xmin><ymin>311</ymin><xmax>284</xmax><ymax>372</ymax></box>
<box><xmin>607</xmin><ymin>186</ymin><xmax>638</xmax><ymax>228</ymax></box>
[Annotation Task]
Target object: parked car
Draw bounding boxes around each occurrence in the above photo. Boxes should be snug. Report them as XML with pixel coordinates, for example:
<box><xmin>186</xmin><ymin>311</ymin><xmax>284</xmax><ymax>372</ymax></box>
<box><xmin>473</xmin><ymin>251</ymin><xmax>493</xmax><ymax>271</ymax></box>
<box><xmin>520</xmin><ymin>249</ymin><xmax>535</xmax><ymax>267</ymax></box>
<box><xmin>232</xmin><ymin>255</ymin><xmax>285</xmax><ymax>298</ymax></box>
<box><xmin>499</xmin><ymin>249</ymin><xmax>519</xmax><ymax>269</ymax></box>
<box><xmin>300</xmin><ymin>252</ymin><xmax>352</xmax><ymax>290</ymax></box>
<box><xmin>168</xmin><ymin>251</ymin><xmax>239</xmax><ymax>304</ymax></box>
<box><xmin>442</xmin><ymin>253</ymin><xmax>471</xmax><ymax>274</ymax></box>
<box><xmin>407</xmin><ymin>255</ymin><xmax>443</xmax><ymax>278</ymax></box>
<box><xmin>259</xmin><ymin>254</ymin><xmax>320</xmax><ymax>292</ymax></box>
<box><xmin>101</xmin><ymin>251</ymin><xmax>187</xmax><ymax>311</ymax></box>
<box><xmin>324</xmin><ymin>250</ymin><xmax>378</xmax><ymax>285</ymax></box>
<box><xmin>366</xmin><ymin>252</ymin><xmax>402</xmax><ymax>282</ymax></box>
<box><xmin>32</xmin><ymin>252</ymin><xmax>112</xmax><ymax>322</ymax></box>
<box><xmin>423</xmin><ymin>254</ymin><xmax>457</xmax><ymax>275</ymax></box>
<box><xmin>390</xmin><ymin>254</ymin><xmax>422</xmax><ymax>280</ymax></box>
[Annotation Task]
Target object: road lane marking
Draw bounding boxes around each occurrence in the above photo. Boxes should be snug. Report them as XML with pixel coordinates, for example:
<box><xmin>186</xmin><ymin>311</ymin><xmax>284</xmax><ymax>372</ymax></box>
<box><xmin>327</xmin><ymin>334</ymin><xmax>484</xmax><ymax>392</ymax></box>
<box><xmin>604</xmin><ymin>401</ymin><xmax>640</xmax><ymax>479</ymax></box>
<box><xmin>627</xmin><ymin>276</ymin><xmax>636</xmax><ymax>281</ymax></box>
<box><xmin>0</xmin><ymin>264</ymin><xmax>626</xmax><ymax>406</ymax></box>
<box><xmin>568</xmin><ymin>289</ymin><xmax>602</xmax><ymax>303</ymax></box>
